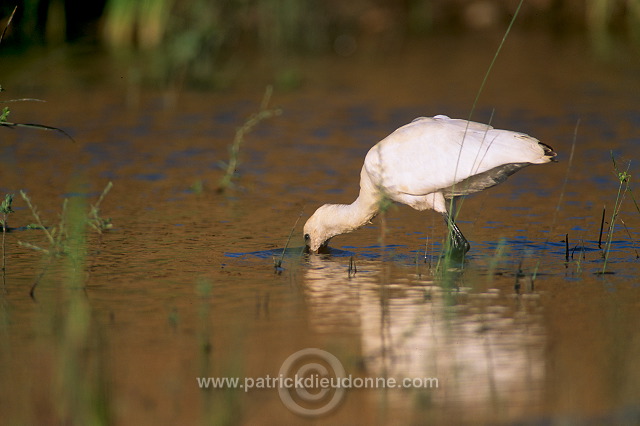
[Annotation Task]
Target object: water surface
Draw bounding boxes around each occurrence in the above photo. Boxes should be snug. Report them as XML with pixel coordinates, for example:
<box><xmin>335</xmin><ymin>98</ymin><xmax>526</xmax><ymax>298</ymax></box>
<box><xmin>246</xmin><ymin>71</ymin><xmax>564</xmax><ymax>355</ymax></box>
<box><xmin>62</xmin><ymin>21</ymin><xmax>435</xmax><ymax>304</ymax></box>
<box><xmin>1</xmin><ymin>34</ymin><xmax>640</xmax><ymax>424</ymax></box>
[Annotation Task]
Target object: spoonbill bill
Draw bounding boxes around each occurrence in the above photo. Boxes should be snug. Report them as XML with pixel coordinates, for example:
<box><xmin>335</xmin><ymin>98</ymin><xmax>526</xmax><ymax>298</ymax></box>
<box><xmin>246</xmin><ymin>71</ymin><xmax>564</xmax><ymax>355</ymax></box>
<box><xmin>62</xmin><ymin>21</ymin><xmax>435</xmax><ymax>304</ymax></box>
<box><xmin>303</xmin><ymin>115</ymin><xmax>556</xmax><ymax>254</ymax></box>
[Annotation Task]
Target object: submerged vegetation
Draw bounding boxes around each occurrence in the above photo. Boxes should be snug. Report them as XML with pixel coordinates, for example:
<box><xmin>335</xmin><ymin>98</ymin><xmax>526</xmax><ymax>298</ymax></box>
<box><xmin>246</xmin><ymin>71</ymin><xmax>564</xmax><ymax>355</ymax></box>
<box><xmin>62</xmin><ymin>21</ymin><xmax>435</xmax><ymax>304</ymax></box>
<box><xmin>15</xmin><ymin>183</ymin><xmax>114</xmax><ymax>297</ymax></box>
<box><xmin>600</xmin><ymin>153</ymin><xmax>639</xmax><ymax>273</ymax></box>
<box><xmin>87</xmin><ymin>181</ymin><xmax>114</xmax><ymax>235</ymax></box>
<box><xmin>217</xmin><ymin>85</ymin><xmax>281</xmax><ymax>192</ymax></box>
<box><xmin>1</xmin><ymin>194</ymin><xmax>13</xmax><ymax>288</ymax></box>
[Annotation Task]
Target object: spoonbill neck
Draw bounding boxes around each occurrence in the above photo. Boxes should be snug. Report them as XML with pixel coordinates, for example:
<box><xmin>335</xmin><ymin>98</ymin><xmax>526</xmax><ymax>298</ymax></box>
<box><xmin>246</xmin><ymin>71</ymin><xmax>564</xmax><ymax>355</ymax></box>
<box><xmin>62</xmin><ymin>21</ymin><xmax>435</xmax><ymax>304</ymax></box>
<box><xmin>330</xmin><ymin>193</ymin><xmax>380</xmax><ymax>233</ymax></box>
<box><xmin>304</xmin><ymin>189</ymin><xmax>381</xmax><ymax>251</ymax></box>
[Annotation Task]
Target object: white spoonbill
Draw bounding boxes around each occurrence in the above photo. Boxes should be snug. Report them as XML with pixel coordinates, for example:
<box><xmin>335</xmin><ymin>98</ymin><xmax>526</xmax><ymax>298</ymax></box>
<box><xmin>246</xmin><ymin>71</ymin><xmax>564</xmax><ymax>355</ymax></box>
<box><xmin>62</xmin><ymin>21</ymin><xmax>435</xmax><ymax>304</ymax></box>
<box><xmin>303</xmin><ymin>115</ymin><xmax>556</xmax><ymax>254</ymax></box>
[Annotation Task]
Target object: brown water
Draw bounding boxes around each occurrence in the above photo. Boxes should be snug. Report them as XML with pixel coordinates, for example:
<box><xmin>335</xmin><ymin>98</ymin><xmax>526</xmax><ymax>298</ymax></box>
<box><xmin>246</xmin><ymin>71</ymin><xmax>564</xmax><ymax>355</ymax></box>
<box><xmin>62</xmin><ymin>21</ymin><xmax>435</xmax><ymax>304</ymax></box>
<box><xmin>1</xmin><ymin>33</ymin><xmax>640</xmax><ymax>425</ymax></box>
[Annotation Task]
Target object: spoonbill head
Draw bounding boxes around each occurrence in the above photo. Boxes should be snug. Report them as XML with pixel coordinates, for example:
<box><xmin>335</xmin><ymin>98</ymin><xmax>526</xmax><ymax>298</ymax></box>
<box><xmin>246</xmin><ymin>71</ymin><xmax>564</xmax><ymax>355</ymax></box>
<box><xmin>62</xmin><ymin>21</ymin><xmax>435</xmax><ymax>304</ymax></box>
<box><xmin>303</xmin><ymin>115</ymin><xmax>556</xmax><ymax>254</ymax></box>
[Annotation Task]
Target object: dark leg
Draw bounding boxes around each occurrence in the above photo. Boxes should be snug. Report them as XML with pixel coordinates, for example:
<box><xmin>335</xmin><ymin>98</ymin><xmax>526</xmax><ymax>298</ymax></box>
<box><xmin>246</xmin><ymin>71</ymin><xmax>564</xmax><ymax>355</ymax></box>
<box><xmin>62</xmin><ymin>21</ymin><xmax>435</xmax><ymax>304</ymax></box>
<box><xmin>443</xmin><ymin>212</ymin><xmax>470</xmax><ymax>255</ymax></box>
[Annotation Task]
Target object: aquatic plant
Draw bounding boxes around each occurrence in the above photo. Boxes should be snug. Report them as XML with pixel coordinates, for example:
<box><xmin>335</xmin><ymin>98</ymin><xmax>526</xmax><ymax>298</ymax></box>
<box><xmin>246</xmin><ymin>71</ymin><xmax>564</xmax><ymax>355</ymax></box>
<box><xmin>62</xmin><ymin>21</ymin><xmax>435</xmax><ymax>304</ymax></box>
<box><xmin>601</xmin><ymin>152</ymin><xmax>632</xmax><ymax>273</ymax></box>
<box><xmin>19</xmin><ymin>192</ymin><xmax>69</xmax><ymax>297</ymax></box>
<box><xmin>88</xmin><ymin>182</ymin><xmax>114</xmax><ymax>235</ymax></box>
<box><xmin>0</xmin><ymin>103</ymin><xmax>75</xmax><ymax>140</ymax></box>
<box><xmin>1</xmin><ymin>7</ymin><xmax>75</xmax><ymax>141</ymax></box>
<box><xmin>217</xmin><ymin>85</ymin><xmax>281</xmax><ymax>192</ymax></box>
<box><xmin>18</xmin><ymin>191</ymin><xmax>68</xmax><ymax>257</ymax></box>
<box><xmin>598</xmin><ymin>205</ymin><xmax>606</xmax><ymax>249</ymax></box>
<box><xmin>1</xmin><ymin>194</ymin><xmax>13</xmax><ymax>288</ymax></box>
<box><xmin>274</xmin><ymin>210</ymin><xmax>303</xmax><ymax>273</ymax></box>
<box><xmin>18</xmin><ymin>182</ymin><xmax>114</xmax><ymax>297</ymax></box>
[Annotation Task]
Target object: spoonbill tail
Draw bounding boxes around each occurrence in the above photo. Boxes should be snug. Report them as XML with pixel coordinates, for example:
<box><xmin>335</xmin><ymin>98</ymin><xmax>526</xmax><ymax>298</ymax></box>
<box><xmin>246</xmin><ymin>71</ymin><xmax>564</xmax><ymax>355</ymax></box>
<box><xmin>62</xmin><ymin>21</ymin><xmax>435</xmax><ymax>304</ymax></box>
<box><xmin>303</xmin><ymin>115</ymin><xmax>556</xmax><ymax>254</ymax></box>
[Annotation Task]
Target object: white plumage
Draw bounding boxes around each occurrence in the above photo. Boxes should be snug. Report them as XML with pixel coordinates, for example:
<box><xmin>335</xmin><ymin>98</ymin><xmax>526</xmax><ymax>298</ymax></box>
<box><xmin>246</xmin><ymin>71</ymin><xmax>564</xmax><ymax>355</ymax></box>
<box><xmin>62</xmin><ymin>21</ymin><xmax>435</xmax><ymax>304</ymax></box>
<box><xmin>304</xmin><ymin>115</ymin><xmax>556</xmax><ymax>253</ymax></box>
